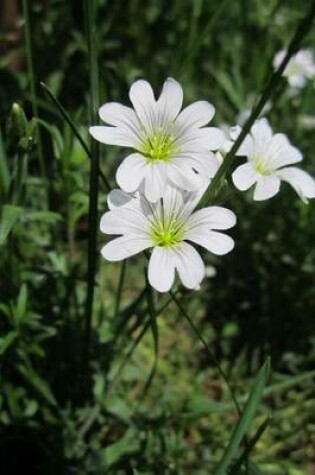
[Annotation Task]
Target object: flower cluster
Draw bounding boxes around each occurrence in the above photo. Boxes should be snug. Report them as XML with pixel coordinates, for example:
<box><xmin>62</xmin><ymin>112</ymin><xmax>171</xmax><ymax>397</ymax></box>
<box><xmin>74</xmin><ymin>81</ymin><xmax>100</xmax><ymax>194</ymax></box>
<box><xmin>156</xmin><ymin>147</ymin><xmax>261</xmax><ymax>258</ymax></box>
<box><xmin>90</xmin><ymin>78</ymin><xmax>315</xmax><ymax>292</ymax></box>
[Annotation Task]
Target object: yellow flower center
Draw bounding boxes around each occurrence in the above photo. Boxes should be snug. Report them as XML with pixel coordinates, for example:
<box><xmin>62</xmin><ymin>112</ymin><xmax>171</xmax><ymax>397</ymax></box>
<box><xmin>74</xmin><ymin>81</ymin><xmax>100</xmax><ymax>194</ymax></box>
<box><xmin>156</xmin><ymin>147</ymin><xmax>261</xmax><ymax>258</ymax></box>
<box><xmin>151</xmin><ymin>218</ymin><xmax>185</xmax><ymax>247</ymax></box>
<box><xmin>142</xmin><ymin>129</ymin><xmax>178</xmax><ymax>162</ymax></box>
<box><xmin>254</xmin><ymin>156</ymin><xmax>272</xmax><ymax>176</ymax></box>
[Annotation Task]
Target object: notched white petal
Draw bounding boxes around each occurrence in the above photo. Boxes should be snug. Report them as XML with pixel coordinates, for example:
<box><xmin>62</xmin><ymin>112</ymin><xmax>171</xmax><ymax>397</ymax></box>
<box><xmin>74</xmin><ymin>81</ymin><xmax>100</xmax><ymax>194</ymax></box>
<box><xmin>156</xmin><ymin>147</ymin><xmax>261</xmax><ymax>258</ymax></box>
<box><xmin>173</xmin><ymin>243</ymin><xmax>205</xmax><ymax>290</ymax></box>
<box><xmin>232</xmin><ymin>162</ymin><xmax>258</xmax><ymax>191</ymax></box>
<box><xmin>157</xmin><ymin>77</ymin><xmax>183</xmax><ymax>123</ymax></box>
<box><xmin>175</xmin><ymin>101</ymin><xmax>215</xmax><ymax>131</ymax></box>
<box><xmin>116</xmin><ymin>153</ymin><xmax>147</xmax><ymax>193</ymax></box>
<box><xmin>186</xmin><ymin>230</ymin><xmax>235</xmax><ymax>255</ymax></box>
<box><xmin>276</xmin><ymin>167</ymin><xmax>315</xmax><ymax>202</ymax></box>
<box><xmin>187</xmin><ymin>207</ymin><xmax>236</xmax><ymax>231</ymax></box>
<box><xmin>148</xmin><ymin>247</ymin><xmax>176</xmax><ymax>292</ymax></box>
<box><xmin>101</xmin><ymin>235</ymin><xmax>151</xmax><ymax>261</ymax></box>
<box><xmin>253</xmin><ymin>176</ymin><xmax>281</xmax><ymax>201</ymax></box>
<box><xmin>99</xmin><ymin>102</ymin><xmax>139</xmax><ymax>130</ymax></box>
<box><xmin>89</xmin><ymin>126</ymin><xmax>138</xmax><ymax>148</ymax></box>
<box><xmin>107</xmin><ymin>189</ymin><xmax>133</xmax><ymax>210</ymax></box>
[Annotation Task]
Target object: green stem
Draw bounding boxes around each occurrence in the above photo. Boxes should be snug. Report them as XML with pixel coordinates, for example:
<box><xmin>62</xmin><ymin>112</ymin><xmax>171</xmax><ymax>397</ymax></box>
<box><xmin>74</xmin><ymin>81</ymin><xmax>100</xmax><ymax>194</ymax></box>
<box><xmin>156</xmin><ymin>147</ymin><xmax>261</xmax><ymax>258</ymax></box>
<box><xmin>83</xmin><ymin>0</ymin><xmax>101</xmax><ymax>396</ymax></box>
<box><xmin>40</xmin><ymin>82</ymin><xmax>111</xmax><ymax>190</ymax></box>
<box><xmin>22</xmin><ymin>0</ymin><xmax>45</xmax><ymax>180</ymax></box>
<box><xmin>199</xmin><ymin>0</ymin><xmax>315</xmax><ymax>207</ymax></box>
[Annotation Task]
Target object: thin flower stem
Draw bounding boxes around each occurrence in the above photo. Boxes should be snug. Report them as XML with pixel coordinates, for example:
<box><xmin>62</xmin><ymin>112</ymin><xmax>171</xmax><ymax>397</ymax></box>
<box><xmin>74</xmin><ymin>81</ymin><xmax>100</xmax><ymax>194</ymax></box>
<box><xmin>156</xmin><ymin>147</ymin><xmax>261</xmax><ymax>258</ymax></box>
<box><xmin>199</xmin><ymin>0</ymin><xmax>315</xmax><ymax>207</ymax></box>
<box><xmin>83</xmin><ymin>0</ymin><xmax>101</xmax><ymax>397</ymax></box>
<box><xmin>169</xmin><ymin>291</ymin><xmax>242</xmax><ymax>417</ymax></box>
<box><xmin>40</xmin><ymin>82</ymin><xmax>111</xmax><ymax>190</ymax></box>
<box><xmin>22</xmin><ymin>0</ymin><xmax>45</xmax><ymax>181</ymax></box>
<box><xmin>114</xmin><ymin>261</ymin><xmax>127</xmax><ymax>318</ymax></box>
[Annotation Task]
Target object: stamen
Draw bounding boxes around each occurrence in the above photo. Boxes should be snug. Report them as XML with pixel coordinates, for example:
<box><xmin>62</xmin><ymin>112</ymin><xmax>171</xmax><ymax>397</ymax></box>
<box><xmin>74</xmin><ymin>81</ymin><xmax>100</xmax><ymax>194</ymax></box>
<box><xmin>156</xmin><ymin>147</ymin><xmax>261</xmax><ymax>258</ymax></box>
<box><xmin>142</xmin><ymin>127</ymin><xmax>178</xmax><ymax>162</ymax></box>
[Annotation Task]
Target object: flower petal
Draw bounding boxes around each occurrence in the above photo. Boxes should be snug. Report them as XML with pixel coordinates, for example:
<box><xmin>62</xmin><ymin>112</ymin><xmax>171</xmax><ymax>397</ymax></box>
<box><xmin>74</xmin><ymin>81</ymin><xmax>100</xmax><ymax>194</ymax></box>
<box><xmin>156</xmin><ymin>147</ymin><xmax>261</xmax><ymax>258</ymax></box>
<box><xmin>186</xmin><ymin>230</ymin><xmax>235</xmax><ymax>255</ymax></box>
<box><xmin>116</xmin><ymin>153</ymin><xmax>147</xmax><ymax>193</ymax></box>
<box><xmin>276</xmin><ymin>166</ymin><xmax>315</xmax><ymax>202</ymax></box>
<box><xmin>179</xmin><ymin>127</ymin><xmax>225</xmax><ymax>151</ymax></box>
<box><xmin>253</xmin><ymin>176</ymin><xmax>281</xmax><ymax>201</ymax></box>
<box><xmin>107</xmin><ymin>189</ymin><xmax>134</xmax><ymax>209</ymax></box>
<box><xmin>173</xmin><ymin>242</ymin><xmax>205</xmax><ymax>290</ymax></box>
<box><xmin>148</xmin><ymin>246</ymin><xmax>176</xmax><ymax>292</ymax></box>
<box><xmin>187</xmin><ymin>206</ymin><xmax>236</xmax><ymax>231</ymax></box>
<box><xmin>101</xmin><ymin>235</ymin><xmax>151</xmax><ymax>261</ymax></box>
<box><xmin>167</xmin><ymin>160</ymin><xmax>205</xmax><ymax>192</ymax></box>
<box><xmin>232</xmin><ymin>162</ymin><xmax>259</xmax><ymax>191</ymax></box>
<box><xmin>89</xmin><ymin>126</ymin><xmax>138</xmax><ymax>147</ymax></box>
<box><xmin>129</xmin><ymin>79</ymin><xmax>157</xmax><ymax>134</ymax></box>
<box><xmin>156</xmin><ymin>77</ymin><xmax>183</xmax><ymax>124</ymax></box>
<box><xmin>267</xmin><ymin>133</ymin><xmax>302</xmax><ymax>169</ymax></box>
<box><xmin>99</xmin><ymin>102</ymin><xmax>139</xmax><ymax>130</ymax></box>
<box><xmin>251</xmin><ymin>118</ymin><xmax>273</xmax><ymax>156</ymax></box>
<box><xmin>143</xmin><ymin>163</ymin><xmax>166</xmax><ymax>202</ymax></box>
<box><xmin>100</xmin><ymin>207</ymin><xmax>148</xmax><ymax>235</ymax></box>
<box><xmin>175</xmin><ymin>101</ymin><xmax>215</xmax><ymax>131</ymax></box>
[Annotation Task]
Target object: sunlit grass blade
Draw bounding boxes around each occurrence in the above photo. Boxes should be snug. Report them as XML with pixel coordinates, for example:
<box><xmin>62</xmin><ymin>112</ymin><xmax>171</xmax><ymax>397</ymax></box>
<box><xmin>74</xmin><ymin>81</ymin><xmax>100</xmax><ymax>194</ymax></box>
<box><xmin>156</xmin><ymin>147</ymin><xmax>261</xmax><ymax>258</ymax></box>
<box><xmin>214</xmin><ymin>358</ymin><xmax>271</xmax><ymax>475</ymax></box>
<box><xmin>230</xmin><ymin>417</ymin><xmax>270</xmax><ymax>474</ymax></box>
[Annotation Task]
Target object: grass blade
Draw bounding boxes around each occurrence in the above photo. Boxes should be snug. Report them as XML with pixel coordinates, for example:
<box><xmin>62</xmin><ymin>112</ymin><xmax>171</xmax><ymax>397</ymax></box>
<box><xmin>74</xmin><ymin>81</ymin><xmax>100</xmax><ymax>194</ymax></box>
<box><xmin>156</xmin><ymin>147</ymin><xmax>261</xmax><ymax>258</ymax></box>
<box><xmin>230</xmin><ymin>417</ymin><xmax>270</xmax><ymax>474</ymax></box>
<box><xmin>214</xmin><ymin>358</ymin><xmax>271</xmax><ymax>475</ymax></box>
<box><xmin>82</xmin><ymin>0</ymin><xmax>101</xmax><ymax>399</ymax></box>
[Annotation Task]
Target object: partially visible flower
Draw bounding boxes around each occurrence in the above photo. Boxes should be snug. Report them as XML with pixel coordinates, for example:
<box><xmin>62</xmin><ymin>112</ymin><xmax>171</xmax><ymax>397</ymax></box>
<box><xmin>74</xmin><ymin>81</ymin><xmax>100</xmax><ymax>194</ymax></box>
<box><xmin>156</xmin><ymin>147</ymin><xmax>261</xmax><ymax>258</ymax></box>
<box><xmin>100</xmin><ymin>186</ymin><xmax>236</xmax><ymax>292</ymax></box>
<box><xmin>90</xmin><ymin>78</ymin><xmax>224</xmax><ymax>202</ymax></box>
<box><xmin>232</xmin><ymin>118</ymin><xmax>315</xmax><ymax>202</ymax></box>
<box><xmin>205</xmin><ymin>265</ymin><xmax>217</xmax><ymax>278</ymax></box>
<box><xmin>219</xmin><ymin>125</ymin><xmax>242</xmax><ymax>156</ymax></box>
<box><xmin>273</xmin><ymin>49</ymin><xmax>315</xmax><ymax>89</ymax></box>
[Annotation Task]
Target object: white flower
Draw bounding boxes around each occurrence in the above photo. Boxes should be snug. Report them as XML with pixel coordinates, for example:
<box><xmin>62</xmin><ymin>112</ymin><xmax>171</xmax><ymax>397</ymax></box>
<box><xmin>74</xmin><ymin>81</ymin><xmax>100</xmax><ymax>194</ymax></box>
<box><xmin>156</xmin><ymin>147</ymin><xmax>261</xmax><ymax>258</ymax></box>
<box><xmin>89</xmin><ymin>78</ymin><xmax>224</xmax><ymax>202</ymax></box>
<box><xmin>100</xmin><ymin>186</ymin><xmax>236</xmax><ymax>293</ymax></box>
<box><xmin>232</xmin><ymin>118</ymin><xmax>315</xmax><ymax>202</ymax></box>
<box><xmin>273</xmin><ymin>49</ymin><xmax>315</xmax><ymax>89</ymax></box>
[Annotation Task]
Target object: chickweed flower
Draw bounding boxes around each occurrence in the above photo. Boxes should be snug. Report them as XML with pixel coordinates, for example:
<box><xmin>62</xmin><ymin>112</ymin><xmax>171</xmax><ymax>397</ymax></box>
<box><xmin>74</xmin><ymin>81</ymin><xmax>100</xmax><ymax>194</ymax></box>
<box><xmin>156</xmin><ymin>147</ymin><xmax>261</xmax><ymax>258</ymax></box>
<box><xmin>273</xmin><ymin>49</ymin><xmax>315</xmax><ymax>89</ymax></box>
<box><xmin>90</xmin><ymin>78</ymin><xmax>224</xmax><ymax>202</ymax></box>
<box><xmin>232</xmin><ymin>118</ymin><xmax>315</xmax><ymax>202</ymax></box>
<box><xmin>100</xmin><ymin>186</ymin><xmax>236</xmax><ymax>292</ymax></box>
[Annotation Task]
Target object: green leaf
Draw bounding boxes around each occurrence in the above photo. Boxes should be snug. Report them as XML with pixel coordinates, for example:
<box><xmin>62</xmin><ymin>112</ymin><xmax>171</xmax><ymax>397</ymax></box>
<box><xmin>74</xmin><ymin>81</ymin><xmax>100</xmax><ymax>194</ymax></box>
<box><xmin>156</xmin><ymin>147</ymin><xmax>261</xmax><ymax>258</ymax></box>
<box><xmin>17</xmin><ymin>364</ymin><xmax>58</xmax><ymax>407</ymax></box>
<box><xmin>0</xmin><ymin>204</ymin><xmax>22</xmax><ymax>245</ymax></box>
<box><xmin>214</xmin><ymin>358</ymin><xmax>271</xmax><ymax>475</ymax></box>
<box><xmin>230</xmin><ymin>417</ymin><xmax>270</xmax><ymax>474</ymax></box>
<box><xmin>15</xmin><ymin>284</ymin><xmax>28</xmax><ymax>324</ymax></box>
<box><xmin>23</xmin><ymin>210</ymin><xmax>63</xmax><ymax>223</ymax></box>
<box><xmin>101</xmin><ymin>429</ymin><xmax>139</xmax><ymax>468</ymax></box>
<box><xmin>0</xmin><ymin>128</ymin><xmax>9</xmax><ymax>198</ymax></box>
<box><xmin>213</xmin><ymin>70</ymin><xmax>245</xmax><ymax>110</ymax></box>
<box><xmin>0</xmin><ymin>331</ymin><xmax>18</xmax><ymax>355</ymax></box>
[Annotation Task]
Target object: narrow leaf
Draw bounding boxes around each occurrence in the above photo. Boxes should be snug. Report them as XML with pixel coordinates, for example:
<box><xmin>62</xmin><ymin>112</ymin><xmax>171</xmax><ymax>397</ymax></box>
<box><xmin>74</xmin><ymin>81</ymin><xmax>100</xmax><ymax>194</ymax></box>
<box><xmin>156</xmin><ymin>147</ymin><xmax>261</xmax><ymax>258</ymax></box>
<box><xmin>214</xmin><ymin>358</ymin><xmax>271</xmax><ymax>475</ymax></box>
<box><xmin>0</xmin><ymin>204</ymin><xmax>22</xmax><ymax>245</ymax></box>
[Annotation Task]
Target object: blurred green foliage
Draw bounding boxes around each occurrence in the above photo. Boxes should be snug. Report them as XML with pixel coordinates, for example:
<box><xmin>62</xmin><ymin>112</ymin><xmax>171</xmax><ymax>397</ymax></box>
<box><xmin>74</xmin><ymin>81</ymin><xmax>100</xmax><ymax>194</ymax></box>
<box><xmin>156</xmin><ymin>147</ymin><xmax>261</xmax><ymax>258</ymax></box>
<box><xmin>1</xmin><ymin>0</ymin><xmax>315</xmax><ymax>473</ymax></box>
